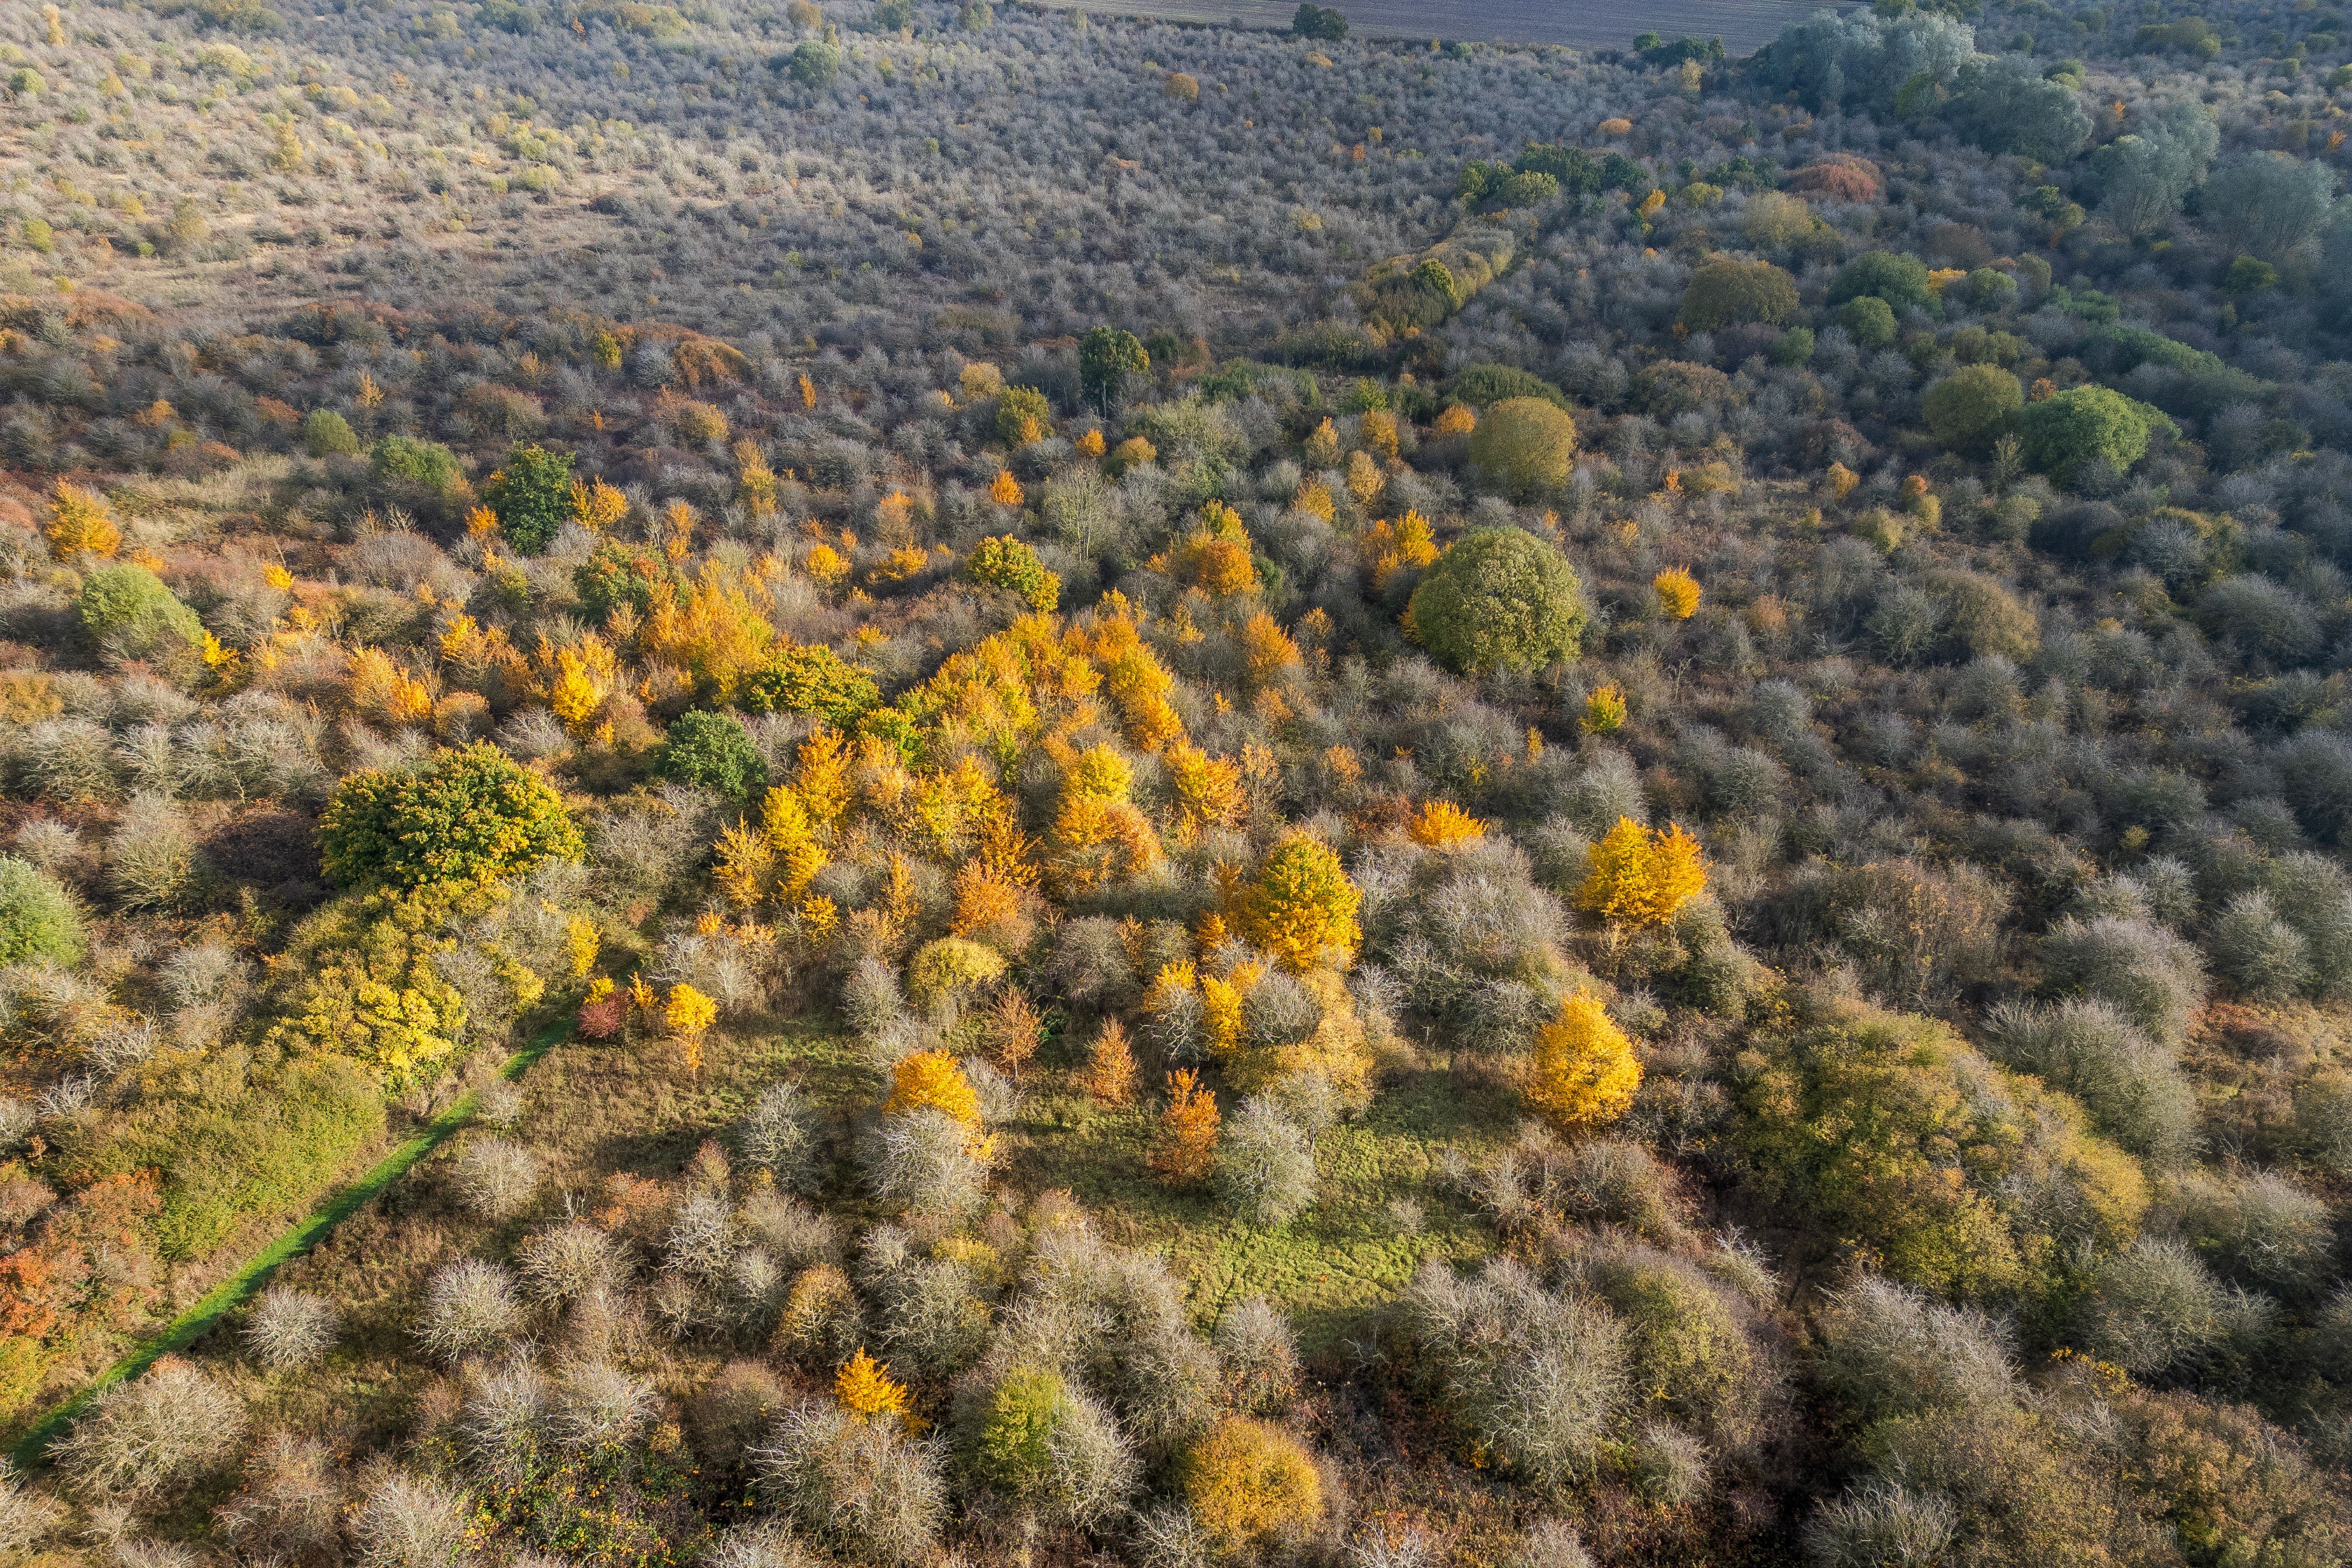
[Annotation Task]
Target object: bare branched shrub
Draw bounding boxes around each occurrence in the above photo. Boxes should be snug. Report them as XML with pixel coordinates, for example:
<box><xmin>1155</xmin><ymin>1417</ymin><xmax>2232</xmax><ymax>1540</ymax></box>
<box><xmin>52</xmin><ymin>1358</ymin><xmax>246</xmax><ymax>1505</ymax></box>
<box><xmin>866</xmin><ymin>1108</ymin><xmax>989</xmax><ymax>1224</ymax></box>
<box><xmin>2171</xmin><ymin>1169</ymin><xmax>2334</xmax><ymax>1296</ymax></box>
<box><xmin>1130</xmin><ymin>1505</ymin><xmax>1215</xmax><ymax>1568</ymax></box>
<box><xmin>414</xmin><ymin>1259</ymin><xmax>523</xmax><ymax>1363</ymax></box>
<box><xmin>475</xmin><ymin>1077</ymin><xmax>524</xmax><ymax>1131</ymax></box>
<box><xmin>2040</xmin><ymin>915</ymin><xmax>2206</xmax><ymax>1047</ymax></box>
<box><xmin>1803</xmin><ymin>1482</ymin><xmax>1957</xmax><ymax>1567</ymax></box>
<box><xmin>0</xmin><ymin>1458</ymin><xmax>64</xmax><ymax>1556</ymax></box>
<box><xmin>552</xmin><ymin>1361</ymin><xmax>657</xmax><ymax>1451</ymax></box>
<box><xmin>737</xmin><ymin>1080</ymin><xmax>818</xmax><ymax>1189</ymax></box>
<box><xmin>704</xmin><ymin>1521</ymin><xmax>822</xmax><ymax>1568</ymax></box>
<box><xmin>519</xmin><ymin>1222</ymin><xmax>628</xmax><ymax>1308</ymax></box>
<box><xmin>244</xmin><ymin>1288</ymin><xmax>338</xmax><ymax>1373</ymax></box>
<box><xmin>2076</xmin><ymin>1238</ymin><xmax>2268</xmax><ymax>1379</ymax></box>
<box><xmin>1982</xmin><ymin>998</ymin><xmax>2195</xmax><ymax>1166</ymax></box>
<box><xmin>213</xmin><ymin>1433</ymin><xmax>344</xmax><ymax>1567</ymax></box>
<box><xmin>459</xmin><ymin>1356</ymin><xmax>549</xmax><ymax>1470</ymax></box>
<box><xmin>736</xmin><ymin>1190</ymin><xmax>840</xmax><ymax>1274</ymax></box>
<box><xmin>351</xmin><ymin>1472</ymin><xmax>470</xmax><ymax>1568</ymax></box>
<box><xmin>754</xmin><ymin>1402</ymin><xmax>947</xmax><ymax>1565</ymax></box>
<box><xmin>109</xmin><ymin>792</ymin><xmax>200</xmax><ymax>911</ymax></box>
<box><xmin>1398</xmin><ymin>1258</ymin><xmax>1628</xmax><ymax>1489</ymax></box>
<box><xmin>452</xmin><ymin>1136</ymin><xmax>541</xmax><ymax>1220</ymax></box>
<box><xmin>1215</xmin><ymin>1297</ymin><xmax>1301</xmax><ymax>1415</ymax></box>
<box><xmin>1511</xmin><ymin>1520</ymin><xmax>1595</xmax><ymax>1568</ymax></box>
<box><xmin>1214</xmin><ymin>1098</ymin><xmax>1315</xmax><ymax>1228</ymax></box>
<box><xmin>1812</xmin><ymin>1278</ymin><xmax>2017</xmax><ymax>1424</ymax></box>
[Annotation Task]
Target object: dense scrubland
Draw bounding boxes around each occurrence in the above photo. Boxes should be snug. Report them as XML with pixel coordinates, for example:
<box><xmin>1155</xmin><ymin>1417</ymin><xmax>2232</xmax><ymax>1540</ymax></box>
<box><xmin>4</xmin><ymin>0</ymin><xmax>2352</xmax><ymax>1563</ymax></box>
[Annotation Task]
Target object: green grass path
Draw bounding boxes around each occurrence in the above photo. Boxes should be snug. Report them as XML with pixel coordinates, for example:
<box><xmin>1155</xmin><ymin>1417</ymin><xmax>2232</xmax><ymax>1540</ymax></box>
<box><xmin>8</xmin><ymin>1020</ymin><xmax>573</xmax><ymax>1469</ymax></box>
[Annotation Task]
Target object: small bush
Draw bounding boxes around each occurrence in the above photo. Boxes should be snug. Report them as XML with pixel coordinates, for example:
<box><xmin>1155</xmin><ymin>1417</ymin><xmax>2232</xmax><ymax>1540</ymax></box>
<box><xmin>414</xmin><ymin>1259</ymin><xmax>523</xmax><ymax>1363</ymax></box>
<box><xmin>1213</xmin><ymin>1098</ymin><xmax>1316</xmax><ymax>1227</ymax></box>
<box><xmin>78</xmin><ymin>565</ymin><xmax>204</xmax><ymax>665</ymax></box>
<box><xmin>0</xmin><ymin>1459</ymin><xmax>61</xmax><ymax>1556</ymax></box>
<box><xmin>2211</xmin><ymin>890</ymin><xmax>2311</xmax><ymax>999</ymax></box>
<box><xmin>966</xmin><ymin>534</ymin><xmax>1060</xmax><ymax>611</ymax></box>
<box><xmin>1178</xmin><ymin>1417</ymin><xmax>1324</xmax><ymax>1556</ymax></box>
<box><xmin>2040</xmin><ymin>914</ymin><xmax>2205</xmax><ymax>1046</ymax></box>
<box><xmin>739</xmin><ymin>1080</ymin><xmax>819</xmax><ymax>1188</ymax></box>
<box><xmin>452</xmin><ymin>1136</ymin><xmax>541</xmax><ymax>1220</ymax></box>
<box><xmin>351</xmin><ymin>1471</ymin><xmax>470</xmax><ymax>1568</ymax></box>
<box><xmin>1216</xmin><ymin>1296</ymin><xmax>1302</xmax><ymax>1415</ymax></box>
<box><xmin>0</xmin><ymin>853</ymin><xmax>84</xmax><ymax>967</ymax></box>
<box><xmin>659</xmin><ymin>709</ymin><xmax>767</xmax><ymax>800</ymax></box>
<box><xmin>755</xmin><ymin>1401</ymin><xmax>947</xmax><ymax>1564</ymax></box>
<box><xmin>1466</xmin><ymin>398</ymin><xmax>1579</xmax><ymax>498</ymax></box>
<box><xmin>518</xmin><ymin>1220</ymin><xmax>626</xmax><ymax>1307</ymax></box>
<box><xmin>964</xmin><ymin>1364</ymin><xmax>1139</xmax><ymax>1526</ymax></box>
<box><xmin>1399</xmin><ymin>1258</ymin><xmax>1629</xmax><ymax>1488</ymax></box>
<box><xmin>1804</xmin><ymin>1483</ymin><xmax>1957</xmax><ymax>1568</ymax></box>
<box><xmin>52</xmin><ymin>1357</ymin><xmax>246</xmax><ymax>1503</ymax></box>
<box><xmin>867</xmin><ymin>1107</ymin><xmax>990</xmax><ymax>1222</ymax></box>
<box><xmin>552</xmin><ymin>1360</ymin><xmax>657</xmax><ymax>1451</ymax></box>
<box><xmin>243</xmin><ymin>1288</ymin><xmax>337</xmax><ymax>1373</ymax></box>
<box><xmin>1812</xmin><ymin>1277</ymin><xmax>2017</xmax><ymax>1424</ymax></box>
<box><xmin>1982</xmin><ymin>998</ymin><xmax>2195</xmax><ymax>1165</ymax></box>
<box><xmin>2172</xmin><ymin>1170</ymin><xmax>2333</xmax><ymax>1296</ymax></box>
<box><xmin>2076</xmin><ymin>1238</ymin><xmax>2256</xmax><ymax>1378</ymax></box>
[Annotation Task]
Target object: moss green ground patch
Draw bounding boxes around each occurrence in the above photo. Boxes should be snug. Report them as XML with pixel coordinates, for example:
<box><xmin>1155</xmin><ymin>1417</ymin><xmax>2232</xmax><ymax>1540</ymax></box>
<box><xmin>1006</xmin><ymin>1063</ymin><xmax>1514</xmax><ymax>1354</ymax></box>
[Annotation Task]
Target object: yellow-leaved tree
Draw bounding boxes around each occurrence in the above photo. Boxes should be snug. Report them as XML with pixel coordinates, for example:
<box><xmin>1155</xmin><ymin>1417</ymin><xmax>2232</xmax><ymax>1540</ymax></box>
<box><xmin>1575</xmin><ymin>817</ymin><xmax>1707</xmax><ymax>929</ymax></box>
<box><xmin>1237</xmin><ymin>832</ymin><xmax>1360</xmax><ymax>971</ymax></box>
<box><xmin>884</xmin><ymin>1049</ymin><xmax>992</xmax><ymax>1160</ymax></box>
<box><xmin>835</xmin><ymin>1348</ymin><xmax>920</xmax><ymax>1432</ymax></box>
<box><xmin>1524</xmin><ymin>990</ymin><xmax>1642</xmax><ymax>1132</ymax></box>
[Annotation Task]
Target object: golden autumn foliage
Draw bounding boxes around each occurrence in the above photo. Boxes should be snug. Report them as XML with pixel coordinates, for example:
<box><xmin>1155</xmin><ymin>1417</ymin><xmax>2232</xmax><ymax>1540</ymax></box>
<box><xmin>1576</xmin><ymin>817</ymin><xmax>1708</xmax><ymax>929</ymax></box>
<box><xmin>885</xmin><ymin>1049</ymin><xmax>984</xmax><ymax>1126</ymax></box>
<box><xmin>1408</xmin><ymin>799</ymin><xmax>1486</xmax><ymax>849</ymax></box>
<box><xmin>348</xmin><ymin>645</ymin><xmax>436</xmax><ymax>724</ymax></box>
<box><xmin>1654</xmin><ymin>566</ymin><xmax>1703</xmax><ymax>620</ymax></box>
<box><xmin>1523</xmin><ymin>989</ymin><xmax>1643</xmax><ymax>1132</ymax></box>
<box><xmin>990</xmin><ymin>469</ymin><xmax>1024</xmax><ymax>506</ymax></box>
<box><xmin>1238</xmin><ymin>611</ymin><xmax>1301</xmax><ymax>690</ymax></box>
<box><xmin>1238</xmin><ymin>832</ymin><xmax>1361</xmax><ymax>971</ymax></box>
<box><xmin>1182</xmin><ymin>1418</ymin><xmax>1325</xmax><ymax>1553</ymax></box>
<box><xmin>665</xmin><ymin>983</ymin><xmax>719</xmax><ymax>1052</ymax></box>
<box><xmin>1150</xmin><ymin>1069</ymin><xmax>1220</xmax><ymax>1188</ymax></box>
<box><xmin>1173</xmin><ymin>500</ymin><xmax>1259</xmax><ymax>596</ymax></box>
<box><xmin>45</xmin><ymin>480</ymin><xmax>120</xmax><ymax>557</ymax></box>
<box><xmin>1582</xmin><ymin>683</ymin><xmax>1628</xmax><ymax>734</ymax></box>
<box><xmin>1434</xmin><ymin>404</ymin><xmax>1478</xmax><ymax>437</ymax></box>
<box><xmin>570</xmin><ymin>476</ymin><xmax>631</xmax><ymax>531</ymax></box>
<box><xmin>640</xmin><ymin>558</ymin><xmax>776</xmax><ymax>701</ymax></box>
<box><xmin>1164</xmin><ymin>742</ymin><xmax>1244</xmax><ymax>831</ymax></box>
<box><xmin>835</xmin><ymin>1348</ymin><xmax>918</xmax><ymax>1430</ymax></box>
<box><xmin>1080</xmin><ymin>1018</ymin><xmax>1138</xmax><ymax>1106</ymax></box>
<box><xmin>1361</xmin><ymin>509</ymin><xmax>1438</xmax><ymax>590</ymax></box>
<box><xmin>795</xmin><ymin>726</ymin><xmax>853</xmax><ymax>828</ymax></box>
<box><xmin>1293</xmin><ymin>478</ymin><xmax>1336</xmax><ymax>522</ymax></box>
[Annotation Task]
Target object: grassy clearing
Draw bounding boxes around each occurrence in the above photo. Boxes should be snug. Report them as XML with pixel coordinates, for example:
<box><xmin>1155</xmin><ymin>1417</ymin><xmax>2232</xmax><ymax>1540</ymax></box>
<box><xmin>1007</xmin><ymin>1059</ymin><xmax>1512</xmax><ymax>1354</ymax></box>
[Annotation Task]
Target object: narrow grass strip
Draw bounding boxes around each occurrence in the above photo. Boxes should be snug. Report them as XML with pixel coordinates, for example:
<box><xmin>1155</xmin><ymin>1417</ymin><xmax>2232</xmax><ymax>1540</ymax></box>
<box><xmin>9</xmin><ymin>1020</ymin><xmax>572</xmax><ymax>1469</ymax></box>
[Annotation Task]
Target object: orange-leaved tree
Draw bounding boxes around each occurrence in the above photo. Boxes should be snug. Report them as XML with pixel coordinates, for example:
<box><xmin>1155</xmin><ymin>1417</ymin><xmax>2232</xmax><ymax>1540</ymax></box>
<box><xmin>1576</xmin><ymin>817</ymin><xmax>1707</xmax><ymax>929</ymax></box>
<box><xmin>1150</xmin><ymin>1069</ymin><xmax>1220</xmax><ymax>1188</ymax></box>
<box><xmin>1524</xmin><ymin>989</ymin><xmax>1642</xmax><ymax>1132</ymax></box>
